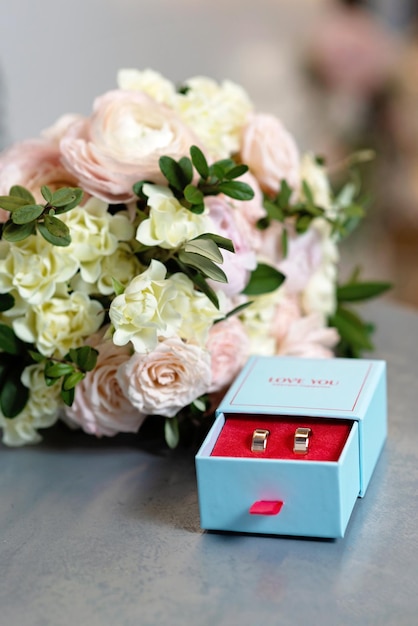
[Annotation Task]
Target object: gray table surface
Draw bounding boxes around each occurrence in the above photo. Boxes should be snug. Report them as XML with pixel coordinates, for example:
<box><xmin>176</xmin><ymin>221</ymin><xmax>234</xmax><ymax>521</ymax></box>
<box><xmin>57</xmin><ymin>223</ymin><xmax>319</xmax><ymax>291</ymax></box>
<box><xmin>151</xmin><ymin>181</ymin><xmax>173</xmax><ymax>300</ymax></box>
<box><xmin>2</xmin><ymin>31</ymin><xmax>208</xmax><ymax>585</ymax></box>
<box><xmin>1</xmin><ymin>300</ymin><xmax>417</xmax><ymax>626</ymax></box>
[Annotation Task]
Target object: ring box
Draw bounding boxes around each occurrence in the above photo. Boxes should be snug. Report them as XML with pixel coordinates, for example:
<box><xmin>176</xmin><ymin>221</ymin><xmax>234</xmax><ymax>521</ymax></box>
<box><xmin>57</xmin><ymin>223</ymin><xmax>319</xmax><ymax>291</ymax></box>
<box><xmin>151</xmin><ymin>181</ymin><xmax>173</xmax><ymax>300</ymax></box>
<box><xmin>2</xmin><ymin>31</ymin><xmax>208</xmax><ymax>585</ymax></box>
<box><xmin>195</xmin><ymin>356</ymin><xmax>387</xmax><ymax>538</ymax></box>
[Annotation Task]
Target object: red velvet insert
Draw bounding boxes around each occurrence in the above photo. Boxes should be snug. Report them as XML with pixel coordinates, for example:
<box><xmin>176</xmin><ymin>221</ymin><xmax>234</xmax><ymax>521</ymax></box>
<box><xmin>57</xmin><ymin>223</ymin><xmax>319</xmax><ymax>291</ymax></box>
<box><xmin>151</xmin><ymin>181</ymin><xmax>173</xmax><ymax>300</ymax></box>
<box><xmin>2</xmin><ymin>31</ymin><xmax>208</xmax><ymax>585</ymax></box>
<box><xmin>210</xmin><ymin>415</ymin><xmax>353</xmax><ymax>462</ymax></box>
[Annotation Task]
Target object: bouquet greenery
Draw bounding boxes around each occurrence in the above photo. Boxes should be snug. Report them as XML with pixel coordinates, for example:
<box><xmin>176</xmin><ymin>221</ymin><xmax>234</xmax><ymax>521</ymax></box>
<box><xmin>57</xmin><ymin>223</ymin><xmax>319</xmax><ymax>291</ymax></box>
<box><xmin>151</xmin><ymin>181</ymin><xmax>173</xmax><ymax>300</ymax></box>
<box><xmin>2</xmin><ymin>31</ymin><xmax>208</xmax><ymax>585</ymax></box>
<box><xmin>0</xmin><ymin>69</ymin><xmax>389</xmax><ymax>447</ymax></box>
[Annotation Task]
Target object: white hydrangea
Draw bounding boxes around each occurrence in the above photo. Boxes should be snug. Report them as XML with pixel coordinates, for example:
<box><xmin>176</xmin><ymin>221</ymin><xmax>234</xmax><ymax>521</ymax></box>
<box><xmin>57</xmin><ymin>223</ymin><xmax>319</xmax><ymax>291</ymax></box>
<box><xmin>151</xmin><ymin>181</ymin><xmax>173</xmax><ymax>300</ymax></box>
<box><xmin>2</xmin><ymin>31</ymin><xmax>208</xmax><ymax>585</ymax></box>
<box><xmin>0</xmin><ymin>363</ymin><xmax>61</xmax><ymax>446</ymax></box>
<box><xmin>70</xmin><ymin>243</ymin><xmax>143</xmax><ymax>296</ymax></box>
<box><xmin>136</xmin><ymin>184</ymin><xmax>211</xmax><ymax>249</ymax></box>
<box><xmin>109</xmin><ymin>259</ymin><xmax>219</xmax><ymax>353</ymax></box>
<box><xmin>117</xmin><ymin>68</ymin><xmax>177</xmax><ymax>106</ymax></box>
<box><xmin>0</xmin><ymin>235</ymin><xmax>78</xmax><ymax>306</ymax></box>
<box><xmin>63</xmin><ymin>197</ymin><xmax>135</xmax><ymax>284</ymax></box>
<box><xmin>12</xmin><ymin>288</ymin><xmax>104</xmax><ymax>357</ymax></box>
<box><xmin>174</xmin><ymin>76</ymin><xmax>253</xmax><ymax>158</ymax></box>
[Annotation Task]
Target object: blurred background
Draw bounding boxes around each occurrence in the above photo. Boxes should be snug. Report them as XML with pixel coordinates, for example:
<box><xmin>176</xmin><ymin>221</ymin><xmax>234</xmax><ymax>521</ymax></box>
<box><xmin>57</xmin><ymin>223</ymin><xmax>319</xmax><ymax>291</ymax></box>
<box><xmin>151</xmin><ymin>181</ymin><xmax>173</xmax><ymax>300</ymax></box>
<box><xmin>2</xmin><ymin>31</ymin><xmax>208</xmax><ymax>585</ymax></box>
<box><xmin>0</xmin><ymin>0</ymin><xmax>417</xmax><ymax>307</ymax></box>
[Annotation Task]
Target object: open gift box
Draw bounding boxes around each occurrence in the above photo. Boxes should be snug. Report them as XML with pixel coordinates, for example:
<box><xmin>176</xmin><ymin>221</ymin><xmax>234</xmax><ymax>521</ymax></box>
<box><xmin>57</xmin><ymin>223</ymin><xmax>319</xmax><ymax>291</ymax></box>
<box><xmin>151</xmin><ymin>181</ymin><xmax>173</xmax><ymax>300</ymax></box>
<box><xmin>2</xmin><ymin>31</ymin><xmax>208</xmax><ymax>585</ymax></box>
<box><xmin>195</xmin><ymin>356</ymin><xmax>387</xmax><ymax>538</ymax></box>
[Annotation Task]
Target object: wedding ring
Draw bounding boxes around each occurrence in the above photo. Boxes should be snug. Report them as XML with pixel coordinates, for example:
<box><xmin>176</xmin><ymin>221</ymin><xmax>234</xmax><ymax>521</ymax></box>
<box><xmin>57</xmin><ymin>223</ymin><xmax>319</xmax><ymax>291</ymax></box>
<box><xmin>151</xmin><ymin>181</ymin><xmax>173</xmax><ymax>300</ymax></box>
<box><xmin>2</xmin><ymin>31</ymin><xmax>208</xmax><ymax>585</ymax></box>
<box><xmin>293</xmin><ymin>427</ymin><xmax>312</xmax><ymax>455</ymax></box>
<box><xmin>251</xmin><ymin>429</ymin><xmax>270</xmax><ymax>452</ymax></box>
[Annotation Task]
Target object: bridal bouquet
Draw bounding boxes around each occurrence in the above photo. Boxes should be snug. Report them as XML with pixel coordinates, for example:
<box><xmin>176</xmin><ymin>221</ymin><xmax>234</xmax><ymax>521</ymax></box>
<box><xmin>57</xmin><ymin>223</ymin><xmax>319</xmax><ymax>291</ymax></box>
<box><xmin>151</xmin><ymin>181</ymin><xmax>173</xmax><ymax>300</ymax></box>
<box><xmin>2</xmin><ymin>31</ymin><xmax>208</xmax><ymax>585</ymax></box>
<box><xmin>0</xmin><ymin>69</ymin><xmax>389</xmax><ymax>447</ymax></box>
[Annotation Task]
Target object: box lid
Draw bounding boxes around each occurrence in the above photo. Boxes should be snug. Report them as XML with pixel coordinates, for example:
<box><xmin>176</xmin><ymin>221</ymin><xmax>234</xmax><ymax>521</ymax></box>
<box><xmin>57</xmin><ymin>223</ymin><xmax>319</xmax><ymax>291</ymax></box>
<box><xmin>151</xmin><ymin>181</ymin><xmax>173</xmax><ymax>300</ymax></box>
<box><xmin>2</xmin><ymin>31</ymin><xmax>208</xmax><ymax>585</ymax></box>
<box><xmin>217</xmin><ymin>356</ymin><xmax>385</xmax><ymax>421</ymax></box>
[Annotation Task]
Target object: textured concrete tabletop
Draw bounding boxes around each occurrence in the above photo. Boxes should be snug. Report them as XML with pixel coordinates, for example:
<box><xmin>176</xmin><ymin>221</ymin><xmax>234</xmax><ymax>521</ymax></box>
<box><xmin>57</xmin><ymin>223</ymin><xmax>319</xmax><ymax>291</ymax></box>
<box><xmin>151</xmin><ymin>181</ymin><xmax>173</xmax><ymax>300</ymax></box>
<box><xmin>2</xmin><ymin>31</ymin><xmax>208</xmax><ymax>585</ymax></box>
<box><xmin>1</xmin><ymin>300</ymin><xmax>417</xmax><ymax>626</ymax></box>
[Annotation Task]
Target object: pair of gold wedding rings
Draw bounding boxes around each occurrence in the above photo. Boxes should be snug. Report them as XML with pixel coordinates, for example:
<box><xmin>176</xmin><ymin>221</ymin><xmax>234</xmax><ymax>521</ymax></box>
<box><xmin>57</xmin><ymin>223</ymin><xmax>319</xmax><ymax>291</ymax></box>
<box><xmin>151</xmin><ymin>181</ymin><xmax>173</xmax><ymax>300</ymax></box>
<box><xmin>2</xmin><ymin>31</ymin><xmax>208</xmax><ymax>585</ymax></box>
<box><xmin>251</xmin><ymin>427</ymin><xmax>312</xmax><ymax>455</ymax></box>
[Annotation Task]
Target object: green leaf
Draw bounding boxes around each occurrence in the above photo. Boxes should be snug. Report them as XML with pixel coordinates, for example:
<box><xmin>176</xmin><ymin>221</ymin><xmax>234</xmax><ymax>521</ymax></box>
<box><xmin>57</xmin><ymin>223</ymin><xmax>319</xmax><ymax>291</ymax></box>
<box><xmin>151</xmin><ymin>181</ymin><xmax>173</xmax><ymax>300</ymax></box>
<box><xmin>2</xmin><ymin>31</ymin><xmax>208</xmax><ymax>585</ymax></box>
<box><xmin>281</xmin><ymin>228</ymin><xmax>288</xmax><ymax>258</ymax></box>
<box><xmin>0</xmin><ymin>324</ymin><xmax>23</xmax><ymax>355</ymax></box>
<box><xmin>242</xmin><ymin>263</ymin><xmax>286</xmax><ymax>296</ymax></box>
<box><xmin>70</xmin><ymin>346</ymin><xmax>98</xmax><ymax>371</ymax></box>
<box><xmin>38</xmin><ymin>215</ymin><xmax>71</xmax><ymax>246</ymax></box>
<box><xmin>159</xmin><ymin>156</ymin><xmax>186</xmax><ymax>191</ymax></box>
<box><xmin>184</xmin><ymin>184</ymin><xmax>204</xmax><ymax>205</ymax></box>
<box><xmin>190</xmin><ymin>145</ymin><xmax>209</xmax><ymax>179</ymax></box>
<box><xmin>187</xmin><ymin>202</ymin><xmax>205</xmax><ymax>214</ymax></box>
<box><xmin>62</xmin><ymin>370</ymin><xmax>85</xmax><ymax>391</ymax></box>
<box><xmin>337</xmin><ymin>281</ymin><xmax>392</xmax><ymax>302</ymax></box>
<box><xmin>41</xmin><ymin>185</ymin><xmax>53</xmax><ymax>204</ymax></box>
<box><xmin>224</xmin><ymin>164</ymin><xmax>249</xmax><ymax>180</ymax></box>
<box><xmin>263</xmin><ymin>199</ymin><xmax>284</xmax><ymax>222</ymax></box>
<box><xmin>132</xmin><ymin>180</ymin><xmax>150</xmax><ymax>199</ymax></box>
<box><xmin>302</xmin><ymin>180</ymin><xmax>315</xmax><ymax>208</ymax></box>
<box><xmin>221</xmin><ymin>300</ymin><xmax>254</xmax><ymax>320</ymax></box>
<box><xmin>10</xmin><ymin>185</ymin><xmax>35</xmax><ymax>204</ymax></box>
<box><xmin>28</xmin><ymin>350</ymin><xmax>45</xmax><ymax>363</ymax></box>
<box><xmin>218</xmin><ymin>181</ymin><xmax>254</xmax><ymax>201</ymax></box>
<box><xmin>2</xmin><ymin>220</ymin><xmax>36</xmax><ymax>242</ymax></box>
<box><xmin>330</xmin><ymin>307</ymin><xmax>374</xmax><ymax>352</ymax></box>
<box><xmin>193</xmin><ymin>233</ymin><xmax>234</xmax><ymax>253</ymax></box>
<box><xmin>0</xmin><ymin>293</ymin><xmax>15</xmax><ymax>312</ymax></box>
<box><xmin>178</xmin><ymin>250</ymin><xmax>227</xmax><ymax>282</ymax></box>
<box><xmin>295</xmin><ymin>215</ymin><xmax>312</xmax><ymax>234</ymax></box>
<box><xmin>11</xmin><ymin>204</ymin><xmax>44</xmax><ymax>224</ymax></box>
<box><xmin>0</xmin><ymin>366</ymin><xmax>29</xmax><ymax>417</ymax></box>
<box><xmin>61</xmin><ymin>386</ymin><xmax>75</xmax><ymax>406</ymax></box>
<box><xmin>0</xmin><ymin>195</ymin><xmax>30</xmax><ymax>211</ymax></box>
<box><xmin>164</xmin><ymin>416</ymin><xmax>180</xmax><ymax>449</ymax></box>
<box><xmin>192</xmin><ymin>397</ymin><xmax>206</xmax><ymax>412</ymax></box>
<box><xmin>44</xmin><ymin>362</ymin><xmax>75</xmax><ymax>378</ymax></box>
<box><xmin>183</xmin><ymin>238</ymin><xmax>224</xmax><ymax>263</ymax></box>
<box><xmin>277</xmin><ymin>180</ymin><xmax>293</xmax><ymax>207</ymax></box>
<box><xmin>178</xmin><ymin>157</ymin><xmax>193</xmax><ymax>186</ymax></box>
<box><xmin>112</xmin><ymin>277</ymin><xmax>125</xmax><ymax>296</ymax></box>
<box><xmin>188</xmin><ymin>271</ymin><xmax>219</xmax><ymax>309</ymax></box>
<box><xmin>51</xmin><ymin>187</ymin><xmax>82</xmax><ymax>208</ymax></box>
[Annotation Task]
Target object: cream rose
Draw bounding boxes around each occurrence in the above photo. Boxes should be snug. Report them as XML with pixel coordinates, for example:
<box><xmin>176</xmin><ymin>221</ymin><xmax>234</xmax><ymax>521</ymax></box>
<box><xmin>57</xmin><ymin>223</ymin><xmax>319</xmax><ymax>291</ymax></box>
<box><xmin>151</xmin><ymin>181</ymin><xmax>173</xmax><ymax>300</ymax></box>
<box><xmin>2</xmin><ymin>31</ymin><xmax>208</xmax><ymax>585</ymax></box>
<box><xmin>117</xmin><ymin>337</ymin><xmax>212</xmax><ymax>418</ymax></box>
<box><xmin>240</xmin><ymin>113</ymin><xmax>300</xmax><ymax>196</ymax></box>
<box><xmin>60</xmin><ymin>90</ymin><xmax>199</xmax><ymax>204</ymax></box>
<box><xmin>64</xmin><ymin>337</ymin><xmax>146</xmax><ymax>437</ymax></box>
<box><xmin>136</xmin><ymin>184</ymin><xmax>210</xmax><ymax>249</ymax></box>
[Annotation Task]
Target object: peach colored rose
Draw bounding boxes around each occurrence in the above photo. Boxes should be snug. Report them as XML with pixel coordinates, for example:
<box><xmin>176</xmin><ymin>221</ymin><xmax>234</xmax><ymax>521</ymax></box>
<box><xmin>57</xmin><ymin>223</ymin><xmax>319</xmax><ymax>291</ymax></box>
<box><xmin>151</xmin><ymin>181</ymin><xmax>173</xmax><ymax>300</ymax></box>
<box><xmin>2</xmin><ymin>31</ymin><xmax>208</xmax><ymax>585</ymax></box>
<box><xmin>205</xmin><ymin>195</ymin><xmax>256</xmax><ymax>296</ymax></box>
<box><xmin>240</xmin><ymin>113</ymin><xmax>300</xmax><ymax>196</ymax></box>
<box><xmin>60</xmin><ymin>89</ymin><xmax>200</xmax><ymax>204</ymax></box>
<box><xmin>64</xmin><ymin>336</ymin><xmax>146</xmax><ymax>437</ymax></box>
<box><xmin>206</xmin><ymin>317</ymin><xmax>249</xmax><ymax>393</ymax></box>
<box><xmin>0</xmin><ymin>139</ymin><xmax>80</xmax><ymax>222</ymax></box>
<box><xmin>117</xmin><ymin>337</ymin><xmax>211</xmax><ymax>418</ymax></box>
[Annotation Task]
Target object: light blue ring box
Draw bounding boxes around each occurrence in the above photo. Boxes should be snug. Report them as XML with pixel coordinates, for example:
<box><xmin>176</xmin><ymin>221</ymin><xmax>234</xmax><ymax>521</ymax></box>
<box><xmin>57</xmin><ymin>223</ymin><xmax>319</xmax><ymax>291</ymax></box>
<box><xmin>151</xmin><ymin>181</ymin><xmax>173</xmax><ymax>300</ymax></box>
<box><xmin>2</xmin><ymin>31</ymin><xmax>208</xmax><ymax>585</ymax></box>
<box><xmin>195</xmin><ymin>356</ymin><xmax>387</xmax><ymax>538</ymax></box>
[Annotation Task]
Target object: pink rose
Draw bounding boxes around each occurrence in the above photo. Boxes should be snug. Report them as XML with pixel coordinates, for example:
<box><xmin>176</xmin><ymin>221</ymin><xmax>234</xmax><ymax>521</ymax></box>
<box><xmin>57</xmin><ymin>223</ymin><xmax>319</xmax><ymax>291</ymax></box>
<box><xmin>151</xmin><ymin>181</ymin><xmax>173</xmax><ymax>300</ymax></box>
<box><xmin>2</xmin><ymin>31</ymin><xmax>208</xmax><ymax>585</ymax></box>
<box><xmin>64</xmin><ymin>338</ymin><xmax>146</xmax><ymax>437</ymax></box>
<box><xmin>270</xmin><ymin>296</ymin><xmax>339</xmax><ymax>358</ymax></box>
<box><xmin>240</xmin><ymin>113</ymin><xmax>300</xmax><ymax>196</ymax></box>
<box><xmin>117</xmin><ymin>337</ymin><xmax>212</xmax><ymax>418</ymax></box>
<box><xmin>206</xmin><ymin>317</ymin><xmax>250</xmax><ymax>393</ymax></box>
<box><xmin>60</xmin><ymin>89</ymin><xmax>200</xmax><ymax>204</ymax></box>
<box><xmin>205</xmin><ymin>195</ymin><xmax>256</xmax><ymax>296</ymax></box>
<box><xmin>278</xmin><ymin>227</ymin><xmax>323</xmax><ymax>294</ymax></box>
<box><xmin>0</xmin><ymin>139</ymin><xmax>80</xmax><ymax>222</ymax></box>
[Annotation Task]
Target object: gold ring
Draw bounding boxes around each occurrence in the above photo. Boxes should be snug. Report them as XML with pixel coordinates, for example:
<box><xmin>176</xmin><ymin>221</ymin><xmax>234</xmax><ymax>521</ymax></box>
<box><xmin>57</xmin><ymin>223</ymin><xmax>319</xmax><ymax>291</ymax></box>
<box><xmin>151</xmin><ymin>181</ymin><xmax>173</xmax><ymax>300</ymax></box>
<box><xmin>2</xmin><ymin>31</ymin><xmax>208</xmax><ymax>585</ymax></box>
<box><xmin>251</xmin><ymin>428</ymin><xmax>270</xmax><ymax>452</ymax></box>
<box><xmin>293</xmin><ymin>427</ymin><xmax>312</xmax><ymax>455</ymax></box>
